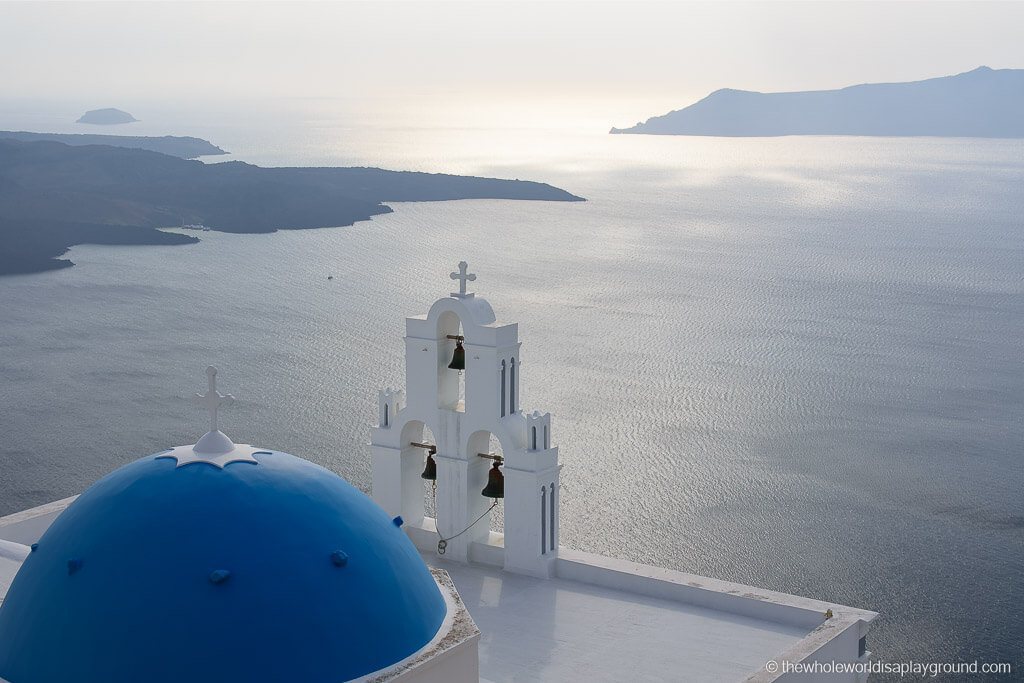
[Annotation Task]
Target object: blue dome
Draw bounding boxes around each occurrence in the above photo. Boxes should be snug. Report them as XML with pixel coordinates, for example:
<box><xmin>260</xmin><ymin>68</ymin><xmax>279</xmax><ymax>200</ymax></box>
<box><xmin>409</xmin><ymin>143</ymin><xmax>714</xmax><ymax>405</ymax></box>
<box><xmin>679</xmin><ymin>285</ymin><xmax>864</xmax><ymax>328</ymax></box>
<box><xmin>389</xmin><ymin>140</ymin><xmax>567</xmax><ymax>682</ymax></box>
<box><xmin>0</xmin><ymin>449</ymin><xmax>446</xmax><ymax>683</ymax></box>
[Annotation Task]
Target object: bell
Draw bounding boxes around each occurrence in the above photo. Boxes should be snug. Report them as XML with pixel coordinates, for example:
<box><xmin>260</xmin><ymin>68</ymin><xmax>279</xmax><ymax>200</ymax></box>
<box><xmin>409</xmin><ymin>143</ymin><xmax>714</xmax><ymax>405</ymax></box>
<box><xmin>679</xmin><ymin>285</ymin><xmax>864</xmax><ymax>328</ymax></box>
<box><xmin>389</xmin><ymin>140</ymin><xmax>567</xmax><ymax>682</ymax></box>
<box><xmin>447</xmin><ymin>339</ymin><xmax>465</xmax><ymax>371</ymax></box>
<box><xmin>481</xmin><ymin>461</ymin><xmax>504</xmax><ymax>499</ymax></box>
<box><xmin>421</xmin><ymin>452</ymin><xmax>437</xmax><ymax>481</ymax></box>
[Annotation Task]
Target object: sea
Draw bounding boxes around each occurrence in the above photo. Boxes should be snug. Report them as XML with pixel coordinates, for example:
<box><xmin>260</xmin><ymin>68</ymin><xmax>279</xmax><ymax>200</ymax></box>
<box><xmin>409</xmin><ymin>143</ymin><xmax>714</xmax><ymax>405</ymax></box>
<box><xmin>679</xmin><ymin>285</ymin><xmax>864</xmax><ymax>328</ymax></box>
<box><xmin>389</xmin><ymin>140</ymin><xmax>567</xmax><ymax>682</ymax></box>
<box><xmin>1</xmin><ymin>99</ymin><xmax>1022</xmax><ymax>678</ymax></box>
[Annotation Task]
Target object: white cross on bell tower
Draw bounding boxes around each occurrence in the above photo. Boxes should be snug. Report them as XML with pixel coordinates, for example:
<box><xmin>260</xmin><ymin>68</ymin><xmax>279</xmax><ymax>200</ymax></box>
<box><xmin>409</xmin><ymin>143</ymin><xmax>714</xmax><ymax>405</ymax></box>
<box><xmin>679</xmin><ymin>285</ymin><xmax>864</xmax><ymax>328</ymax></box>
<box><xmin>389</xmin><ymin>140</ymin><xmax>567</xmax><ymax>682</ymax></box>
<box><xmin>370</xmin><ymin>263</ymin><xmax>562</xmax><ymax>577</ymax></box>
<box><xmin>450</xmin><ymin>261</ymin><xmax>476</xmax><ymax>299</ymax></box>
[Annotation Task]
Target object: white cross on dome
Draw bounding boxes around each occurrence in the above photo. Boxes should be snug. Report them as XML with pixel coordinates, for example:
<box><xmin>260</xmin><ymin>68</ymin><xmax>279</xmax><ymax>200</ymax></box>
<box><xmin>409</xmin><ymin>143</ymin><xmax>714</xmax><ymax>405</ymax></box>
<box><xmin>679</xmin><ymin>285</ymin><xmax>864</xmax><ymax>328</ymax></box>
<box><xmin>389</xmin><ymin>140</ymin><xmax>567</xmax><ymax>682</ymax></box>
<box><xmin>156</xmin><ymin>366</ymin><xmax>260</xmax><ymax>467</ymax></box>
<box><xmin>194</xmin><ymin>365</ymin><xmax>234</xmax><ymax>433</ymax></box>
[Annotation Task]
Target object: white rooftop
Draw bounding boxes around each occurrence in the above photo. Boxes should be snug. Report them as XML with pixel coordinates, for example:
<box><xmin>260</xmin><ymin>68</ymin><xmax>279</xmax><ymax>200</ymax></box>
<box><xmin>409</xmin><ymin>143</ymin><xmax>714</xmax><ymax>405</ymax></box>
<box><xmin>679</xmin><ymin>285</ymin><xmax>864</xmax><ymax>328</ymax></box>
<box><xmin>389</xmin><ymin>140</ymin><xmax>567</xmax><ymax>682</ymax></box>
<box><xmin>427</xmin><ymin>554</ymin><xmax>807</xmax><ymax>682</ymax></box>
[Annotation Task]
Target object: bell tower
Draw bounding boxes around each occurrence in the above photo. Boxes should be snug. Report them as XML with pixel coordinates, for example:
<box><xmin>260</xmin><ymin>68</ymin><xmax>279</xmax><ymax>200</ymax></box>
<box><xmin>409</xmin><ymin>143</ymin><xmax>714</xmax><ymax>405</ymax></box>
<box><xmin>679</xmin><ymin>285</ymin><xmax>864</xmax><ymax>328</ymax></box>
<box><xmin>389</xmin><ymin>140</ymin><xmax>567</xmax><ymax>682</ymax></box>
<box><xmin>370</xmin><ymin>262</ymin><xmax>561</xmax><ymax>577</ymax></box>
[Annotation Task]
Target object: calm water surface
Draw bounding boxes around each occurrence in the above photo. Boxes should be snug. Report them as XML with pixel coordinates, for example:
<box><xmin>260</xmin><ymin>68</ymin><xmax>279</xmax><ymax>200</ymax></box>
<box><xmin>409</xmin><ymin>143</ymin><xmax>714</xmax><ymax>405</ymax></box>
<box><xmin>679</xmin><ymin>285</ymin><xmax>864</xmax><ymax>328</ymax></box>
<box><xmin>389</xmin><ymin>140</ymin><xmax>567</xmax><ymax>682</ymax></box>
<box><xmin>1</xmin><ymin>107</ymin><xmax>1022</xmax><ymax>677</ymax></box>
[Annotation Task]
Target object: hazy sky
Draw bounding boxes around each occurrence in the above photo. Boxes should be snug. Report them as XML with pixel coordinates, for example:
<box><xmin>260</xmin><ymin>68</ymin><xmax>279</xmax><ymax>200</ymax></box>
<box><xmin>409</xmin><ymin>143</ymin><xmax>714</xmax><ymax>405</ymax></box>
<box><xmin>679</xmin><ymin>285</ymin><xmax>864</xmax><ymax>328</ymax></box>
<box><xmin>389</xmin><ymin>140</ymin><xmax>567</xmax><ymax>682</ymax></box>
<box><xmin>2</xmin><ymin>1</ymin><xmax>1022</xmax><ymax>123</ymax></box>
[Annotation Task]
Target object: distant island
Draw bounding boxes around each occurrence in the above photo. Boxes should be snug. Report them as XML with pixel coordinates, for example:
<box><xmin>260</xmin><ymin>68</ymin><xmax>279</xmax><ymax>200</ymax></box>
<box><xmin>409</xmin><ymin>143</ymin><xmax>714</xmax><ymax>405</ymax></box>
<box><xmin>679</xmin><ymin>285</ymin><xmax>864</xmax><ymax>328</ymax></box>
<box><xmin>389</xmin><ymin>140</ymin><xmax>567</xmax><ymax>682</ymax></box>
<box><xmin>76</xmin><ymin>108</ymin><xmax>138</xmax><ymax>125</ymax></box>
<box><xmin>0</xmin><ymin>131</ymin><xmax>226</xmax><ymax>159</ymax></box>
<box><xmin>611</xmin><ymin>66</ymin><xmax>1024</xmax><ymax>137</ymax></box>
<box><xmin>0</xmin><ymin>139</ymin><xmax>583</xmax><ymax>275</ymax></box>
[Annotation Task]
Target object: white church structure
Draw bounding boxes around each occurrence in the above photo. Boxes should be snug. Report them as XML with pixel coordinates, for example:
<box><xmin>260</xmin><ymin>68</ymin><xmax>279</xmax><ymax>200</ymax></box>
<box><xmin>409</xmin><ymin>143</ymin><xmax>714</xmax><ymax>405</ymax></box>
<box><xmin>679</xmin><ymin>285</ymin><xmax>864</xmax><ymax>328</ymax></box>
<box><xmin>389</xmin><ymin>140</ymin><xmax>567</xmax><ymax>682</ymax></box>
<box><xmin>0</xmin><ymin>263</ymin><xmax>877</xmax><ymax>682</ymax></box>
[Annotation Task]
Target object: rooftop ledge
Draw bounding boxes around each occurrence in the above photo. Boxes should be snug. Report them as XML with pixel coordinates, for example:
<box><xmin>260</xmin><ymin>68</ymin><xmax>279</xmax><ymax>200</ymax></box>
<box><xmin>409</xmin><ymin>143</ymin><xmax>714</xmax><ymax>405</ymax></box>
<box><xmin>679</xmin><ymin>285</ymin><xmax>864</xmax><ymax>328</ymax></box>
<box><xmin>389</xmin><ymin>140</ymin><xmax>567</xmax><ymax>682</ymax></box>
<box><xmin>1</xmin><ymin>502</ymin><xmax>876</xmax><ymax>683</ymax></box>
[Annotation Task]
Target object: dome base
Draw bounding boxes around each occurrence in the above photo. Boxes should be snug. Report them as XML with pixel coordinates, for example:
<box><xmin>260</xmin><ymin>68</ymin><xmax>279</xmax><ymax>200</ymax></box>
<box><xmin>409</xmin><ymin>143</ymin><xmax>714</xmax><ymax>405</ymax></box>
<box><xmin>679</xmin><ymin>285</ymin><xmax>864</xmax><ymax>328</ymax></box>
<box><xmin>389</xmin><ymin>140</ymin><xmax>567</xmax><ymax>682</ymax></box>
<box><xmin>155</xmin><ymin>436</ymin><xmax>262</xmax><ymax>468</ymax></box>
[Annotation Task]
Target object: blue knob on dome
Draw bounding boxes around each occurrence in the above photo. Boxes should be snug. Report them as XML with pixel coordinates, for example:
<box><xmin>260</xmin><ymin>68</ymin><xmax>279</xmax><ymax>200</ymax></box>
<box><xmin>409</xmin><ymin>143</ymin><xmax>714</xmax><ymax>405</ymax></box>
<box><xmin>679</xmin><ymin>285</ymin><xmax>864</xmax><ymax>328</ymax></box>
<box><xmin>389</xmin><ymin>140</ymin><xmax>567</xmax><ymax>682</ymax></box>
<box><xmin>208</xmin><ymin>569</ymin><xmax>232</xmax><ymax>585</ymax></box>
<box><xmin>330</xmin><ymin>550</ymin><xmax>349</xmax><ymax>567</ymax></box>
<box><xmin>392</xmin><ymin>515</ymin><xmax>404</xmax><ymax>527</ymax></box>
<box><xmin>29</xmin><ymin>543</ymin><xmax>38</xmax><ymax>553</ymax></box>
